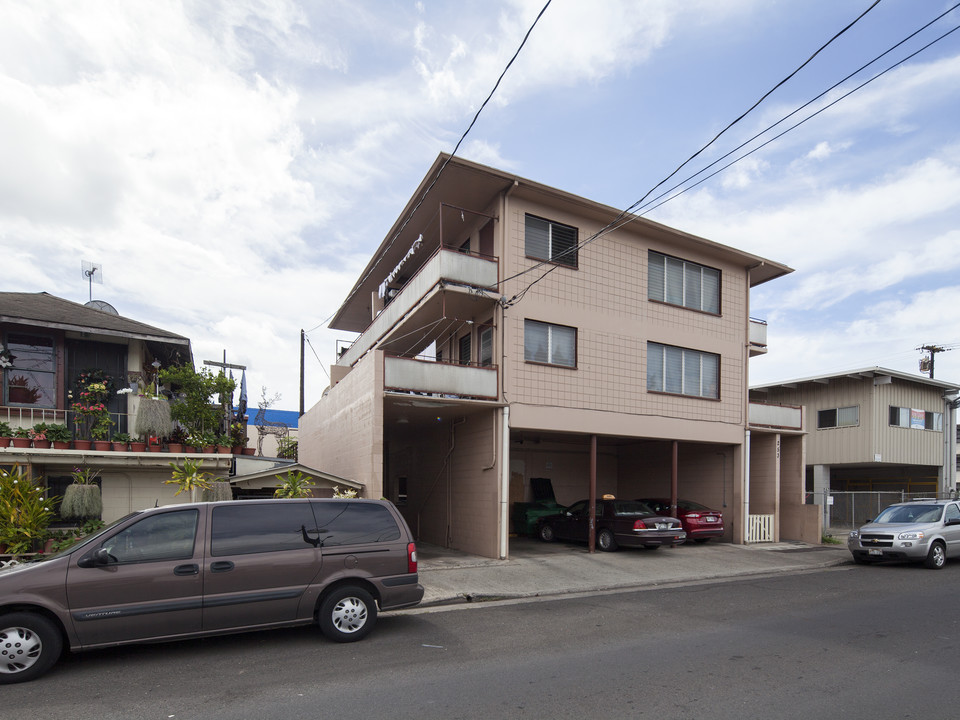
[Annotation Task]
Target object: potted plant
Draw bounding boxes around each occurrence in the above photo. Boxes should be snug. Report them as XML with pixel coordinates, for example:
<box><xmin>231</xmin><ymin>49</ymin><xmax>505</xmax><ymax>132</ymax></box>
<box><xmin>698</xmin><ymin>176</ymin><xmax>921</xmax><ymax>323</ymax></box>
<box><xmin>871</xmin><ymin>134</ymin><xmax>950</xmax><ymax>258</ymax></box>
<box><xmin>29</xmin><ymin>423</ymin><xmax>51</xmax><ymax>449</ymax></box>
<box><xmin>0</xmin><ymin>420</ymin><xmax>11</xmax><ymax>448</ymax></box>
<box><xmin>229</xmin><ymin>422</ymin><xmax>247</xmax><ymax>454</ymax></box>
<box><xmin>11</xmin><ymin>426</ymin><xmax>31</xmax><ymax>448</ymax></box>
<box><xmin>60</xmin><ymin>467</ymin><xmax>103</xmax><ymax>523</ymax></box>
<box><xmin>188</xmin><ymin>431</ymin><xmax>216</xmax><ymax>454</ymax></box>
<box><xmin>45</xmin><ymin>423</ymin><xmax>72</xmax><ymax>449</ymax></box>
<box><xmin>215</xmin><ymin>433</ymin><xmax>232</xmax><ymax>454</ymax></box>
<box><xmin>167</xmin><ymin>426</ymin><xmax>188</xmax><ymax>453</ymax></box>
<box><xmin>0</xmin><ymin>468</ymin><xmax>59</xmax><ymax>556</ymax></box>
<box><xmin>91</xmin><ymin>412</ymin><xmax>114</xmax><ymax>450</ymax></box>
<box><xmin>72</xmin><ymin>372</ymin><xmax>113</xmax><ymax>449</ymax></box>
<box><xmin>111</xmin><ymin>432</ymin><xmax>132</xmax><ymax>451</ymax></box>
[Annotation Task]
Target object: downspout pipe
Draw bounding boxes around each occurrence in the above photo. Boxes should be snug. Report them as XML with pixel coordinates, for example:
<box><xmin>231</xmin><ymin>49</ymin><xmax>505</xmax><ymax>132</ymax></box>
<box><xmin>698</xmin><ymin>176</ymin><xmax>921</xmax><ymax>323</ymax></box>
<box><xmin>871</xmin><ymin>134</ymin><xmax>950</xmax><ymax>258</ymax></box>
<box><xmin>499</xmin><ymin>406</ymin><xmax>510</xmax><ymax>559</ymax></box>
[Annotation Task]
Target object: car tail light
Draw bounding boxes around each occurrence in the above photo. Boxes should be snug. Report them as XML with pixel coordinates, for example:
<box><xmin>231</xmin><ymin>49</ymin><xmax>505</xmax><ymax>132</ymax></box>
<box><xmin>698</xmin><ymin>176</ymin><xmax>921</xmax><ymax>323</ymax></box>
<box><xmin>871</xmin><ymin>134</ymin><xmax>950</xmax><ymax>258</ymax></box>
<box><xmin>687</xmin><ymin>513</ymin><xmax>701</xmax><ymax>519</ymax></box>
<box><xmin>407</xmin><ymin>542</ymin><xmax>418</xmax><ymax>573</ymax></box>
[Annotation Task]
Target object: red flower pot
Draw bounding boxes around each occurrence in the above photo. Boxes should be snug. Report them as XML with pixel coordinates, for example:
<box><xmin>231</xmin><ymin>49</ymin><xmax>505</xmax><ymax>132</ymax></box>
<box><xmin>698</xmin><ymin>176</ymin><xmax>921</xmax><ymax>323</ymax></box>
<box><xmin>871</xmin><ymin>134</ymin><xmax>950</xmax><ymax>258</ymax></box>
<box><xmin>73</xmin><ymin>440</ymin><xmax>93</xmax><ymax>450</ymax></box>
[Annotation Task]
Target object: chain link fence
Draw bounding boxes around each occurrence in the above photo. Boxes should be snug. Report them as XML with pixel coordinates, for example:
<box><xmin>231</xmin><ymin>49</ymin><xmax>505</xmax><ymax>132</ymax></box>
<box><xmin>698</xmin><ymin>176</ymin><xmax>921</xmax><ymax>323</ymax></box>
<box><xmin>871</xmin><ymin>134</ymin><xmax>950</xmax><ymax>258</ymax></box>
<box><xmin>808</xmin><ymin>490</ymin><xmax>958</xmax><ymax>535</ymax></box>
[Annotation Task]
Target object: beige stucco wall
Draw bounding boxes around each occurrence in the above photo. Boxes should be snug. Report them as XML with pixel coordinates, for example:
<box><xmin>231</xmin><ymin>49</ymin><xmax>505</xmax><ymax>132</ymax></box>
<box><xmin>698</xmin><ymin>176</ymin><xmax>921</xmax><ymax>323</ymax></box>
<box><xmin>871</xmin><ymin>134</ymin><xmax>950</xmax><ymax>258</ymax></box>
<box><xmin>298</xmin><ymin>352</ymin><xmax>383</xmax><ymax>498</ymax></box>
<box><xmin>100</xmin><ymin>471</ymin><xmax>182</xmax><ymax>522</ymax></box>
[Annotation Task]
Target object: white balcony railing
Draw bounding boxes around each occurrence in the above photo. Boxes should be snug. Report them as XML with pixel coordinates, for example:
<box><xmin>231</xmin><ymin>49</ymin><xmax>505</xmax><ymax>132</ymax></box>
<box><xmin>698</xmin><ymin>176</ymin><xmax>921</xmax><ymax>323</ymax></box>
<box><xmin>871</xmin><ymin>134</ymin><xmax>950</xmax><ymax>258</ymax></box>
<box><xmin>384</xmin><ymin>356</ymin><xmax>498</xmax><ymax>400</ymax></box>
<box><xmin>749</xmin><ymin>317</ymin><xmax>768</xmax><ymax>356</ymax></box>
<box><xmin>748</xmin><ymin>402</ymin><xmax>802</xmax><ymax>430</ymax></box>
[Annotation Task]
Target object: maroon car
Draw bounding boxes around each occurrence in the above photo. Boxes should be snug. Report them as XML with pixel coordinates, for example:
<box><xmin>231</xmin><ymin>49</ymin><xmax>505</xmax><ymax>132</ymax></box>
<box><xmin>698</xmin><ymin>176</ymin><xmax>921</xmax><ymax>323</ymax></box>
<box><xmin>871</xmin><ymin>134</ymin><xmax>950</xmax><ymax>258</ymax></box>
<box><xmin>537</xmin><ymin>497</ymin><xmax>686</xmax><ymax>551</ymax></box>
<box><xmin>638</xmin><ymin>499</ymin><xmax>724</xmax><ymax>543</ymax></box>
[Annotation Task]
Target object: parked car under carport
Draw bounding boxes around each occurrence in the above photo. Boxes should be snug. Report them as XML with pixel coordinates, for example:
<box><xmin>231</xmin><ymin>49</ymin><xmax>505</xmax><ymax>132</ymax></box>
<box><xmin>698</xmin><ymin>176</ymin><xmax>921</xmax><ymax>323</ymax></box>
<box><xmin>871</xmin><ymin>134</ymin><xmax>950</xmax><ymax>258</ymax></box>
<box><xmin>537</xmin><ymin>497</ymin><xmax>686</xmax><ymax>552</ymax></box>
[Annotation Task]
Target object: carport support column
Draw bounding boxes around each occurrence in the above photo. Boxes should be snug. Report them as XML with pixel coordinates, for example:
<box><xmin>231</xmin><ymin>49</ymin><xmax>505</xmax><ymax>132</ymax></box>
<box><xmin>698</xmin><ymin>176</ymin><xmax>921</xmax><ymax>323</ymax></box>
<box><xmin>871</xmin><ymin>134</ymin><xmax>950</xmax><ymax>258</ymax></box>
<box><xmin>588</xmin><ymin>435</ymin><xmax>597</xmax><ymax>553</ymax></box>
<box><xmin>671</xmin><ymin>440</ymin><xmax>679</xmax><ymax>517</ymax></box>
<box><xmin>499</xmin><ymin>406</ymin><xmax>510</xmax><ymax>560</ymax></box>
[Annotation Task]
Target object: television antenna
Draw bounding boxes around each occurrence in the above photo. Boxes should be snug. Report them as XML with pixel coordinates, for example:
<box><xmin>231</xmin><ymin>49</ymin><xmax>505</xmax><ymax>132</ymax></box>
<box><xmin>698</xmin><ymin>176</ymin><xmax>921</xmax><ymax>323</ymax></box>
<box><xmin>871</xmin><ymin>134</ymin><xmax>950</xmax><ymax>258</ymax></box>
<box><xmin>81</xmin><ymin>260</ymin><xmax>103</xmax><ymax>302</ymax></box>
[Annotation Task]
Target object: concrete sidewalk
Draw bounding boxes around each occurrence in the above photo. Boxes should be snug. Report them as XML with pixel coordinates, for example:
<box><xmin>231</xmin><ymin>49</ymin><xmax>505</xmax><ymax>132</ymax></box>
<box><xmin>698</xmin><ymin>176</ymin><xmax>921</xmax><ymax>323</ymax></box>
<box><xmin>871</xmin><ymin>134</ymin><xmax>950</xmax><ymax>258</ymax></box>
<box><xmin>415</xmin><ymin>536</ymin><xmax>852</xmax><ymax>606</ymax></box>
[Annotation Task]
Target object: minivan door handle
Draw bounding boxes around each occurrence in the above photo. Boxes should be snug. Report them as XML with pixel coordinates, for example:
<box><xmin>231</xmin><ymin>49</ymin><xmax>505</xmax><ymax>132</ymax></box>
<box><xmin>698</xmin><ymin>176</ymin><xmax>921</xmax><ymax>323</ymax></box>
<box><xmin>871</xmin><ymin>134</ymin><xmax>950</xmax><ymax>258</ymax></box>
<box><xmin>210</xmin><ymin>561</ymin><xmax>235</xmax><ymax>573</ymax></box>
<box><xmin>174</xmin><ymin>564</ymin><xmax>199</xmax><ymax>576</ymax></box>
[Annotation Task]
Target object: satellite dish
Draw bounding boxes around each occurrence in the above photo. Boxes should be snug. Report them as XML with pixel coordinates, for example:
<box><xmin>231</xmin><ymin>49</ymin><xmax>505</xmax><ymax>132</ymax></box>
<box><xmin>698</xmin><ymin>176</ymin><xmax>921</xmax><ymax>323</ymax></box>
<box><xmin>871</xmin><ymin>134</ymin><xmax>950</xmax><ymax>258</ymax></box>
<box><xmin>85</xmin><ymin>300</ymin><xmax>119</xmax><ymax>315</ymax></box>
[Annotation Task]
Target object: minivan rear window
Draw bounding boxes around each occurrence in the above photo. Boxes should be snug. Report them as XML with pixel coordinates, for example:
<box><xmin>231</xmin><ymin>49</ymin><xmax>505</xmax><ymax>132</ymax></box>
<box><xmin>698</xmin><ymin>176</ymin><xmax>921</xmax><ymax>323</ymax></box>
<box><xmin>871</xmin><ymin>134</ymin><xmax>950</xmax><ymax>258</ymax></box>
<box><xmin>211</xmin><ymin>503</ymin><xmax>316</xmax><ymax>556</ymax></box>
<box><xmin>312</xmin><ymin>502</ymin><xmax>401</xmax><ymax>546</ymax></box>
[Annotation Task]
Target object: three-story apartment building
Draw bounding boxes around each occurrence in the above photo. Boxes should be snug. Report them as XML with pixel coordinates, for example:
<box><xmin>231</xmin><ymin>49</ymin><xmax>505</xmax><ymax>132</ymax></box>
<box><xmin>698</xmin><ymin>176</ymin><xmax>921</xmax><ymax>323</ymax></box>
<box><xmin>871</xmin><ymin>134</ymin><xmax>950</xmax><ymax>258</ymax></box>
<box><xmin>300</xmin><ymin>154</ymin><xmax>808</xmax><ymax>558</ymax></box>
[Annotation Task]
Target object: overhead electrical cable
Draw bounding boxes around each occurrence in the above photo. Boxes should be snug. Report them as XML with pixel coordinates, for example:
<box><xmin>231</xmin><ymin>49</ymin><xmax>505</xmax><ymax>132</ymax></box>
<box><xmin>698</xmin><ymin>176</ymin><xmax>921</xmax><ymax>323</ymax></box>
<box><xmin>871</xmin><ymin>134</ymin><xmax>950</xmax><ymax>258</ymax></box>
<box><xmin>326</xmin><ymin>0</ymin><xmax>553</xmax><ymax>325</ymax></box>
<box><xmin>500</xmin><ymin>3</ymin><xmax>957</xmax><ymax>304</ymax></box>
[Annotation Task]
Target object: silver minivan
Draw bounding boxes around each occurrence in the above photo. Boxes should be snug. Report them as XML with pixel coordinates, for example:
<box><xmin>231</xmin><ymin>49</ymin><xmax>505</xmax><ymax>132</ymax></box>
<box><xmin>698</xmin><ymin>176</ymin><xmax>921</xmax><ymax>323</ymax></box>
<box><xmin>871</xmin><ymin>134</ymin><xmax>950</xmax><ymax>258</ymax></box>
<box><xmin>0</xmin><ymin>498</ymin><xmax>423</xmax><ymax>684</ymax></box>
<box><xmin>848</xmin><ymin>499</ymin><xmax>960</xmax><ymax>569</ymax></box>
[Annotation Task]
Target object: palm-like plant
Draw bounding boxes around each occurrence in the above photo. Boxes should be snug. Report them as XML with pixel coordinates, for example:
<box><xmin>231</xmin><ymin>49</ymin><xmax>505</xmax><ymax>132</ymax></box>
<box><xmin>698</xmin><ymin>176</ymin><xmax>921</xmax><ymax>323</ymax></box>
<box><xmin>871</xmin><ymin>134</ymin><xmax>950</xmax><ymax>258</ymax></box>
<box><xmin>166</xmin><ymin>458</ymin><xmax>213</xmax><ymax>497</ymax></box>
<box><xmin>273</xmin><ymin>470</ymin><xmax>315</xmax><ymax>499</ymax></box>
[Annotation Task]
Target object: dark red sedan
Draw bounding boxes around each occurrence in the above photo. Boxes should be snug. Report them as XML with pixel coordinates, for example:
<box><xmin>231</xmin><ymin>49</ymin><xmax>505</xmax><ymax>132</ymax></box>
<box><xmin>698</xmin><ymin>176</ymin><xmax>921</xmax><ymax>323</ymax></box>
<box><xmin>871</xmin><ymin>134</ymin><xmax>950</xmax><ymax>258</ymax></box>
<box><xmin>537</xmin><ymin>497</ymin><xmax>685</xmax><ymax>552</ymax></box>
<box><xmin>638</xmin><ymin>499</ymin><xmax>724</xmax><ymax>543</ymax></box>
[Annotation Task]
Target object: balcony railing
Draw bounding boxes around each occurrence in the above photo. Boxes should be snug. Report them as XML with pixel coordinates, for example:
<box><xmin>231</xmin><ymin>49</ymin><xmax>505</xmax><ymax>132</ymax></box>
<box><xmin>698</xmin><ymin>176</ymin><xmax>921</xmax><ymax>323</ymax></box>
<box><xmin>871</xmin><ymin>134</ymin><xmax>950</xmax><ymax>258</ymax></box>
<box><xmin>339</xmin><ymin>247</ymin><xmax>499</xmax><ymax>368</ymax></box>
<box><xmin>748</xmin><ymin>401</ymin><xmax>802</xmax><ymax>430</ymax></box>
<box><xmin>384</xmin><ymin>355</ymin><xmax>498</xmax><ymax>400</ymax></box>
<box><xmin>749</xmin><ymin>317</ymin><xmax>768</xmax><ymax>356</ymax></box>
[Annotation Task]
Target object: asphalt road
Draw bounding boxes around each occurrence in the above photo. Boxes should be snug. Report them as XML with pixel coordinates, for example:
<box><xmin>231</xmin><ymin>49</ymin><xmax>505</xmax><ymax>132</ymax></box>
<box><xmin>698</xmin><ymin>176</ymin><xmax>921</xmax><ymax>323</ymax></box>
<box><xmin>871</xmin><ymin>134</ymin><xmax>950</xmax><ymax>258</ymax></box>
<box><xmin>6</xmin><ymin>562</ymin><xmax>960</xmax><ymax>719</ymax></box>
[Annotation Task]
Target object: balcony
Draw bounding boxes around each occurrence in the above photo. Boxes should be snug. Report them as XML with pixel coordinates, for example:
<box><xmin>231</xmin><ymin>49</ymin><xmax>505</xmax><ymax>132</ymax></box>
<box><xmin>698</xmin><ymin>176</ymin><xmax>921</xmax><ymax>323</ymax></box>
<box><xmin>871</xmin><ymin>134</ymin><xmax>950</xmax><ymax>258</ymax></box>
<box><xmin>384</xmin><ymin>355</ymin><xmax>498</xmax><ymax>401</ymax></box>
<box><xmin>749</xmin><ymin>317</ymin><xmax>768</xmax><ymax>356</ymax></box>
<box><xmin>338</xmin><ymin>247</ymin><xmax>499</xmax><ymax>368</ymax></box>
<box><xmin>748</xmin><ymin>401</ymin><xmax>802</xmax><ymax>431</ymax></box>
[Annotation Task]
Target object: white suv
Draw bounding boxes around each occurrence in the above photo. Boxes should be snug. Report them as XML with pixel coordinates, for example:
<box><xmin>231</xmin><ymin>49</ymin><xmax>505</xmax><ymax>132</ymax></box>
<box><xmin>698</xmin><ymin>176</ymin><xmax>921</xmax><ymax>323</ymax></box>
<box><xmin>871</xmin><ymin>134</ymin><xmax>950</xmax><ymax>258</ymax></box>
<box><xmin>848</xmin><ymin>499</ymin><xmax>960</xmax><ymax>569</ymax></box>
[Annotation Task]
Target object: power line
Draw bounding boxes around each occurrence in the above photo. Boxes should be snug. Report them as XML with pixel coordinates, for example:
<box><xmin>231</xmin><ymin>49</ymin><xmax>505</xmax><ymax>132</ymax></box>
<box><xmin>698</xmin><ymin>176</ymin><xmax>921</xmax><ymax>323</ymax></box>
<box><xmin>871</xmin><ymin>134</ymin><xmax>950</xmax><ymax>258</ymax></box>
<box><xmin>501</xmin><ymin>4</ymin><xmax>960</xmax><ymax>304</ymax></box>
<box><xmin>325</xmin><ymin>0</ymin><xmax>553</xmax><ymax>327</ymax></box>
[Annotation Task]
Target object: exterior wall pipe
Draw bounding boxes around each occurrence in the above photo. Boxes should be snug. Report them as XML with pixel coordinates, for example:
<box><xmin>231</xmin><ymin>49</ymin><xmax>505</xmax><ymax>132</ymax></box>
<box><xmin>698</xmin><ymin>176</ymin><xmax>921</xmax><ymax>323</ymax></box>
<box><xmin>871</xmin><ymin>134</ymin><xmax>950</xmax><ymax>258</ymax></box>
<box><xmin>743</xmin><ymin>430</ymin><xmax>751</xmax><ymax>544</ymax></box>
<box><xmin>499</xmin><ymin>405</ymin><xmax>510</xmax><ymax>559</ymax></box>
<box><xmin>671</xmin><ymin>440</ymin><xmax>679</xmax><ymax>518</ymax></box>
<box><xmin>588</xmin><ymin>434</ymin><xmax>597</xmax><ymax>553</ymax></box>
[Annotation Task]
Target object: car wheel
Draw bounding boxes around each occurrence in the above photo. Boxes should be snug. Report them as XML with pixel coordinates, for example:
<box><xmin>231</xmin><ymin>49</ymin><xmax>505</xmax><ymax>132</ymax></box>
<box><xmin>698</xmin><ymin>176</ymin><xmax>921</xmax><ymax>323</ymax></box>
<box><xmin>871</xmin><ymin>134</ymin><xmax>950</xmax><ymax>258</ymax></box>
<box><xmin>319</xmin><ymin>586</ymin><xmax>377</xmax><ymax>642</ymax></box>
<box><xmin>0</xmin><ymin>612</ymin><xmax>62</xmax><ymax>685</ymax></box>
<box><xmin>924</xmin><ymin>541</ymin><xmax>946</xmax><ymax>569</ymax></box>
<box><xmin>538</xmin><ymin>523</ymin><xmax>556</xmax><ymax>543</ymax></box>
<box><xmin>597</xmin><ymin>528</ymin><xmax>618</xmax><ymax>552</ymax></box>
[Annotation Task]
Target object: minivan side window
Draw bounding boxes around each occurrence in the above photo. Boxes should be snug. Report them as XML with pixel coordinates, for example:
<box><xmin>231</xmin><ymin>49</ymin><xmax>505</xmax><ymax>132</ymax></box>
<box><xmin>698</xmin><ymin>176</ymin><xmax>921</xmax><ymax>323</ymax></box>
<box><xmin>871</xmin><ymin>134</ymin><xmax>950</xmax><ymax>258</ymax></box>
<box><xmin>101</xmin><ymin>509</ymin><xmax>199</xmax><ymax>563</ymax></box>
<box><xmin>210</xmin><ymin>503</ymin><xmax>317</xmax><ymax>556</ymax></box>
<box><xmin>312</xmin><ymin>503</ymin><xmax>401</xmax><ymax>546</ymax></box>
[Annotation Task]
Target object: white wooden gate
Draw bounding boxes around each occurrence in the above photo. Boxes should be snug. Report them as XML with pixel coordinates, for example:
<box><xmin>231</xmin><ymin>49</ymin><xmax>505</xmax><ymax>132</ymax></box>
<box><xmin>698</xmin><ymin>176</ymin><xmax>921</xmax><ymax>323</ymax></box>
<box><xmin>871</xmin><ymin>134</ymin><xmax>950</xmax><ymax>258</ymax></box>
<box><xmin>747</xmin><ymin>514</ymin><xmax>775</xmax><ymax>543</ymax></box>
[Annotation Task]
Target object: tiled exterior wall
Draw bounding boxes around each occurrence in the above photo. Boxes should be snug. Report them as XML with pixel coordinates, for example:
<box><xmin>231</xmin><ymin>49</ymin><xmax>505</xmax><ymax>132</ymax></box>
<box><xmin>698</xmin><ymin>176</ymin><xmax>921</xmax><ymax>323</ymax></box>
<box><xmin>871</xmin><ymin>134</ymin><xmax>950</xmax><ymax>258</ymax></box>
<box><xmin>501</xmin><ymin>197</ymin><xmax>748</xmax><ymax>433</ymax></box>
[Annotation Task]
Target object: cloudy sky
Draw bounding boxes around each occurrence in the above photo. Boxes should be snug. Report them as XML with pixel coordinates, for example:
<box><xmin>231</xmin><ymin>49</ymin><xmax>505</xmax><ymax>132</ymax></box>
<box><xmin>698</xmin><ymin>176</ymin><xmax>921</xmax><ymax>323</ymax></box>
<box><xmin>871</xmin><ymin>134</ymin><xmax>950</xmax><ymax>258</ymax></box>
<box><xmin>3</xmin><ymin>0</ymin><xmax>959</xmax><ymax>411</ymax></box>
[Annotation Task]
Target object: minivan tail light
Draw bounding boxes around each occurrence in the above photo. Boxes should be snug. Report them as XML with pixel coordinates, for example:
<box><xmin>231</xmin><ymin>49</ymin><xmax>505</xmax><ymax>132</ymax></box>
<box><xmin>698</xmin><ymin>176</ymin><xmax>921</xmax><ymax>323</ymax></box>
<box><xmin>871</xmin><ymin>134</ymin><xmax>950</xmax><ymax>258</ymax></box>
<box><xmin>407</xmin><ymin>542</ymin><xmax>418</xmax><ymax>573</ymax></box>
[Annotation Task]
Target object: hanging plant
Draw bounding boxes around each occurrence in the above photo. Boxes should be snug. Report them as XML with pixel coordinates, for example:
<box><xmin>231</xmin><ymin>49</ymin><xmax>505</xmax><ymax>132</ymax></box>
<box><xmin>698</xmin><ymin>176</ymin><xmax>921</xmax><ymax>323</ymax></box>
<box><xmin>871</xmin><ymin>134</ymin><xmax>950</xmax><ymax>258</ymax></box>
<box><xmin>60</xmin><ymin>467</ymin><xmax>103</xmax><ymax>521</ymax></box>
<box><xmin>134</xmin><ymin>396</ymin><xmax>173</xmax><ymax>441</ymax></box>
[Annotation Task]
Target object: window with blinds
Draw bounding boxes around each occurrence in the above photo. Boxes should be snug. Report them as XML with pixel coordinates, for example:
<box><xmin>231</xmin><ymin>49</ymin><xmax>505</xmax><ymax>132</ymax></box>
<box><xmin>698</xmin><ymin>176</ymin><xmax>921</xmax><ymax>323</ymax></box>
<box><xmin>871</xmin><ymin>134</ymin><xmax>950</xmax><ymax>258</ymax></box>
<box><xmin>648</xmin><ymin>251</ymin><xmax>720</xmax><ymax>314</ymax></box>
<box><xmin>524</xmin><ymin>320</ymin><xmax>576</xmax><ymax>368</ymax></box>
<box><xmin>525</xmin><ymin>214</ymin><xmax>578</xmax><ymax>268</ymax></box>
<box><xmin>646</xmin><ymin>342</ymin><xmax>719</xmax><ymax>399</ymax></box>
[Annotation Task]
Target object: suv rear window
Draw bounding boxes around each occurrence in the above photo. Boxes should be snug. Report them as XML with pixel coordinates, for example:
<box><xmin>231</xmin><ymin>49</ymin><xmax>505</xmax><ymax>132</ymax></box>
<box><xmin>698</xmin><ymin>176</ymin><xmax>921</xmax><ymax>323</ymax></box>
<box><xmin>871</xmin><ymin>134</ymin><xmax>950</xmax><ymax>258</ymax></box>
<box><xmin>211</xmin><ymin>502</ymin><xmax>316</xmax><ymax>556</ymax></box>
<box><xmin>312</xmin><ymin>502</ymin><xmax>401</xmax><ymax>546</ymax></box>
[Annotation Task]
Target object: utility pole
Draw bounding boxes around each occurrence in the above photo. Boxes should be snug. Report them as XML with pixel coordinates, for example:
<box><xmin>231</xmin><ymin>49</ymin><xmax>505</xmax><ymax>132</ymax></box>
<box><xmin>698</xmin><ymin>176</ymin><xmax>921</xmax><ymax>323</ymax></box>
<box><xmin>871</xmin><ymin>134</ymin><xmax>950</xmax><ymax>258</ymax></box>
<box><xmin>300</xmin><ymin>329</ymin><xmax>305</xmax><ymax>417</ymax></box>
<box><xmin>918</xmin><ymin>344</ymin><xmax>952</xmax><ymax>379</ymax></box>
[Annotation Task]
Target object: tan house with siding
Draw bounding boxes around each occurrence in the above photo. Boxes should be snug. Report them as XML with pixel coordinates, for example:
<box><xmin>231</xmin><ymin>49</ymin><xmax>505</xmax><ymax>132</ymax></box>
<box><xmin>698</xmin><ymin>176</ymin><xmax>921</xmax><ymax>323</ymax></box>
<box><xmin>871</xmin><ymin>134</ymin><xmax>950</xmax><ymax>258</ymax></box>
<box><xmin>300</xmin><ymin>154</ymin><xmax>812</xmax><ymax>558</ymax></box>
<box><xmin>750</xmin><ymin>368</ymin><xmax>960</xmax><ymax>529</ymax></box>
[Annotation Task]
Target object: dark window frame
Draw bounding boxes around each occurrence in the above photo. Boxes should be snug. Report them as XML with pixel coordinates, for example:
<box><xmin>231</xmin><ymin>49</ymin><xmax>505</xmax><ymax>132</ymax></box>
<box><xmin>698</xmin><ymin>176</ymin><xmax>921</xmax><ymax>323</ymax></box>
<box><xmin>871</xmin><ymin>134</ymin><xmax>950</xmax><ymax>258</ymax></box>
<box><xmin>523</xmin><ymin>319</ymin><xmax>577</xmax><ymax>369</ymax></box>
<box><xmin>524</xmin><ymin>213</ymin><xmax>578</xmax><ymax>269</ymax></box>
<box><xmin>647</xmin><ymin>250</ymin><xmax>721</xmax><ymax>315</ymax></box>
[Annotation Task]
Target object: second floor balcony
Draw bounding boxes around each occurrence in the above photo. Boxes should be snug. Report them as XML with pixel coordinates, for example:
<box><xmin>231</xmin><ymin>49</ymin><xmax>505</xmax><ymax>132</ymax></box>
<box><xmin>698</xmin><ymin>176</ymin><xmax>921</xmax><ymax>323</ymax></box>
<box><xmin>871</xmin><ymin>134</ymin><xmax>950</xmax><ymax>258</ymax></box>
<box><xmin>338</xmin><ymin>247</ymin><xmax>499</xmax><ymax>368</ymax></box>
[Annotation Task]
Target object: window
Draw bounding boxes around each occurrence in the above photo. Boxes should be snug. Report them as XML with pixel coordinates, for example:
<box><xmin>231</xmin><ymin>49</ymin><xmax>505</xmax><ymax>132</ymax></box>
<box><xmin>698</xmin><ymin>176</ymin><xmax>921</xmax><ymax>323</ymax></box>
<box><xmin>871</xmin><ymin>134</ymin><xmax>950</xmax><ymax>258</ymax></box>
<box><xmin>479</xmin><ymin>325</ymin><xmax>493</xmax><ymax>367</ymax></box>
<box><xmin>648</xmin><ymin>251</ymin><xmax>720</xmax><ymax>314</ymax></box>
<box><xmin>211</xmin><ymin>503</ymin><xmax>316</xmax><ymax>556</ymax></box>
<box><xmin>646</xmin><ymin>342</ymin><xmax>719</xmax><ymax>399</ymax></box>
<box><xmin>818</xmin><ymin>406</ymin><xmax>859</xmax><ymax>429</ymax></box>
<box><xmin>889</xmin><ymin>406</ymin><xmax>943</xmax><ymax>431</ymax></box>
<box><xmin>524</xmin><ymin>320</ymin><xmax>576</xmax><ymax>368</ymax></box>
<box><xmin>459</xmin><ymin>333</ymin><xmax>471</xmax><ymax>365</ymax></box>
<box><xmin>4</xmin><ymin>333</ymin><xmax>56</xmax><ymax>407</ymax></box>
<box><xmin>101</xmin><ymin>510</ymin><xmax>198</xmax><ymax>563</ymax></box>
<box><xmin>312</xmin><ymin>502</ymin><xmax>402</xmax><ymax>545</ymax></box>
<box><xmin>525</xmin><ymin>214</ymin><xmax>578</xmax><ymax>268</ymax></box>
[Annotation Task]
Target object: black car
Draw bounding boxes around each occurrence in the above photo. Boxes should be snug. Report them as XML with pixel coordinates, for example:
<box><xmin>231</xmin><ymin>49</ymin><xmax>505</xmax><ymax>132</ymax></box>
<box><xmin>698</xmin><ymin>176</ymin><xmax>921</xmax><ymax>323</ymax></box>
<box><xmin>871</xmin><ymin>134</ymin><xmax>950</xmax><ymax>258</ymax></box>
<box><xmin>537</xmin><ymin>497</ymin><xmax>686</xmax><ymax>551</ymax></box>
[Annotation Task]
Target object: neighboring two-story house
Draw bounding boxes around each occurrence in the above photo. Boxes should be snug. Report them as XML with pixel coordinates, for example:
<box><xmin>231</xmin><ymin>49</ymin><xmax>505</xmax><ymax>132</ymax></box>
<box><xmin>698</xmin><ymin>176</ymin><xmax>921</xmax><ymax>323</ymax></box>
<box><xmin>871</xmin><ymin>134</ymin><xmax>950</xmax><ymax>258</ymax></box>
<box><xmin>751</xmin><ymin>368</ymin><xmax>960</xmax><ymax>529</ymax></box>
<box><xmin>0</xmin><ymin>292</ymin><xmax>235</xmax><ymax>521</ymax></box>
<box><xmin>300</xmin><ymin>154</ymin><xmax>811</xmax><ymax>558</ymax></box>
